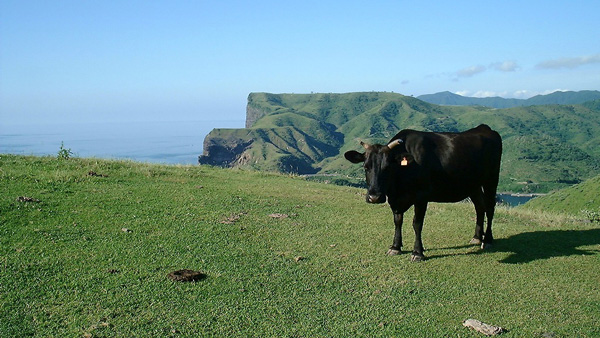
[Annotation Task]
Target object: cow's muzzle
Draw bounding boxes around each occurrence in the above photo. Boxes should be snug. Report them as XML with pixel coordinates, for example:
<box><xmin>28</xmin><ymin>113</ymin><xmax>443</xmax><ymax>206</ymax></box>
<box><xmin>367</xmin><ymin>194</ymin><xmax>386</xmax><ymax>204</ymax></box>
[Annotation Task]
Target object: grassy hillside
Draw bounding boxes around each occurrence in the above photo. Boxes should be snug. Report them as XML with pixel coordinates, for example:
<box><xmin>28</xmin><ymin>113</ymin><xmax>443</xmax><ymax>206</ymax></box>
<box><xmin>522</xmin><ymin>175</ymin><xmax>600</xmax><ymax>218</ymax></box>
<box><xmin>201</xmin><ymin>92</ymin><xmax>600</xmax><ymax>193</ymax></box>
<box><xmin>2</xmin><ymin>155</ymin><xmax>600</xmax><ymax>337</ymax></box>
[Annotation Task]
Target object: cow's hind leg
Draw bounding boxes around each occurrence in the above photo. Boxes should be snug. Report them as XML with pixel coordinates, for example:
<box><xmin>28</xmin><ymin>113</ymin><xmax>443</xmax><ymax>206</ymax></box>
<box><xmin>387</xmin><ymin>212</ymin><xmax>404</xmax><ymax>256</ymax></box>
<box><xmin>410</xmin><ymin>202</ymin><xmax>428</xmax><ymax>262</ymax></box>
<box><xmin>482</xmin><ymin>185</ymin><xmax>497</xmax><ymax>248</ymax></box>
<box><xmin>469</xmin><ymin>188</ymin><xmax>486</xmax><ymax>247</ymax></box>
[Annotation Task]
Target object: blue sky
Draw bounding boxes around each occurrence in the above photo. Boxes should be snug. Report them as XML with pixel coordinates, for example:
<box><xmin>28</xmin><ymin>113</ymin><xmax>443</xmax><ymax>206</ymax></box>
<box><xmin>1</xmin><ymin>0</ymin><xmax>599</xmax><ymax>124</ymax></box>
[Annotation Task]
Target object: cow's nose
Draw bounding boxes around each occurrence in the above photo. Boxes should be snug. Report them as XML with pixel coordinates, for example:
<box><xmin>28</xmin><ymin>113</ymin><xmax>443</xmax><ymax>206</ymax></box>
<box><xmin>367</xmin><ymin>194</ymin><xmax>383</xmax><ymax>203</ymax></box>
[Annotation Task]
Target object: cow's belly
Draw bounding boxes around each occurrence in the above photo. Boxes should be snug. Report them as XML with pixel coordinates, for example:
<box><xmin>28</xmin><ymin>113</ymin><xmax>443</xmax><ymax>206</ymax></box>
<box><xmin>427</xmin><ymin>177</ymin><xmax>480</xmax><ymax>202</ymax></box>
<box><xmin>429</xmin><ymin>190</ymin><xmax>470</xmax><ymax>203</ymax></box>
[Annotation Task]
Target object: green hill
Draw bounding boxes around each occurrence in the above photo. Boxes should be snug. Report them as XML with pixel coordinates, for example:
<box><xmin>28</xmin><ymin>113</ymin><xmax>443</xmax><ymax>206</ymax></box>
<box><xmin>522</xmin><ymin>175</ymin><xmax>600</xmax><ymax>218</ymax></box>
<box><xmin>200</xmin><ymin>92</ymin><xmax>600</xmax><ymax>193</ymax></box>
<box><xmin>2</xmin><ymin>155</ymin><xmax>599</xmax><ymax>336</ymax></box>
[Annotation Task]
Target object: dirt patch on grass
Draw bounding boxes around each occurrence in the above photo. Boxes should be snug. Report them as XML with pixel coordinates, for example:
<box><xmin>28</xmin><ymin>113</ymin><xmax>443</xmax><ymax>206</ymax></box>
<box><xmin>167</xmin><ymin>269</ymin><xmax>207</xmax><ymax>282</ymax></box>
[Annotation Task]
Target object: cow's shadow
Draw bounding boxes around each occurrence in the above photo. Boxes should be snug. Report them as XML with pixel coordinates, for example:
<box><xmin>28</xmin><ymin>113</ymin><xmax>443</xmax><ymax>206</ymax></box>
<box><xmin>429</xmin><ymin>228</ymin><xmax>600</xmax><ymax>263</ymax></box>
<box><xmin>492</xmin><ymin>228</ymin><xmax>600</xmax><ymax>264</ymax></box>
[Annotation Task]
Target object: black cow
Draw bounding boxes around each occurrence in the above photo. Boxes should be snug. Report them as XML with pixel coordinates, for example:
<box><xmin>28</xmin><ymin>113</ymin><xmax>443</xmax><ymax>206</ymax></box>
<box><xmin>344</xmin><ymin>124</ymin><xmax>502</xmax><ymax>261</ymax></box>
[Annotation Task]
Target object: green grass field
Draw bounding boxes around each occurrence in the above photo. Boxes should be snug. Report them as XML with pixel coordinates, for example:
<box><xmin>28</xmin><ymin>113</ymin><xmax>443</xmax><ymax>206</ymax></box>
<box><xmin>1</xmin><ymin>155</ymin><xmax>599</xmax><ymax>337</ymax></box>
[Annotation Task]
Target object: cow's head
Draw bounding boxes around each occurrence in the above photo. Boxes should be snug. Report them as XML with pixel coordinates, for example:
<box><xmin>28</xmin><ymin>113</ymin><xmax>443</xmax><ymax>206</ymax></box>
<box><xmin>344</xmin><ymin>139</ymin><xmax>404</xmax><ymax>204</ymax></box>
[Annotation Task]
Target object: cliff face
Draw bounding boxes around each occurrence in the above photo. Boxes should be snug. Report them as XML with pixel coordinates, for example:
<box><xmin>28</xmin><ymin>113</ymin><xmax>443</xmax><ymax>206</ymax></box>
<box><xmin>198</xmin><ymin>131</ymin><xmax>253</xmax><ymax>167</ymax></box>
<box><xmin>245</xmin><ymin>105</ymin><xmax>265</xmax><ymax>128</ymax></box>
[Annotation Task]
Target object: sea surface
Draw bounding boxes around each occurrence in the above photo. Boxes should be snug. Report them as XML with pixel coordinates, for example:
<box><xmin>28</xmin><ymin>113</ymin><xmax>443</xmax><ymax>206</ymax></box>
<box><xmin>497</xmin><ymin>193</ymin><xmax>541</xmax><ymax>206</ymax></box>
<box><xmin>0</xmin><ymin>120</ymin><xmax>244</xmax><ymax>165</ymax></box>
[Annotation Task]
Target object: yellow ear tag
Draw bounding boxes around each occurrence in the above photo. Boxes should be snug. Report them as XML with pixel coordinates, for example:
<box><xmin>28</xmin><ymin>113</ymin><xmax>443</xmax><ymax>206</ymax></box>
<box><xmin>401</xmin><ymin>157</ymin><xmax>408</xmax><ymax>166</ymax></box>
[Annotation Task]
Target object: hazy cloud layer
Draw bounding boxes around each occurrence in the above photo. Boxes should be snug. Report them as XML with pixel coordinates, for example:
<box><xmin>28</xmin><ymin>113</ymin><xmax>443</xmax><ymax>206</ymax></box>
<box><xmin>455</xmin><ymin>89</ymin><xmax>569</xmax><ymax>99</ymax></box>
<box><xmin>536</xmin><ymin>54</ymin><xmax>600</xmax><ymax>69</ymax></box>
<box><xmin>455</xmin><ymin>90</ymin><xmax>504</xmax><ymax>98</ymax></box>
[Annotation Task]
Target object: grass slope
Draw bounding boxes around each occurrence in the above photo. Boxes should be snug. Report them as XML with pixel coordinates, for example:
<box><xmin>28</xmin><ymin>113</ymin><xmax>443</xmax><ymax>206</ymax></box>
<box><xmin>522</xmin><ymin>175</ymin><xmax>600</xmax><ymax>217</ymax></box>
<box><xmin>2</xmin><ymin>155</ymin><xmax>599</xmax><ymax>337</ymax></box>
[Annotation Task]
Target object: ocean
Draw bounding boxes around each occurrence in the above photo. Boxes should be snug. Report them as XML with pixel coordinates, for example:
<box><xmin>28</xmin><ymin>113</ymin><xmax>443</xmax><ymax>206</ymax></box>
<box><xmin>0</xmin><ymin>120</ymin><xmax>244</xmax><ymax>165</ymax></box>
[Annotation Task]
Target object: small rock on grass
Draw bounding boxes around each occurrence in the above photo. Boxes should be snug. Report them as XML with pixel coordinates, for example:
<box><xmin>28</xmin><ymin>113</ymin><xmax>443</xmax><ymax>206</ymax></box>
<box><xmin>463</xmin><ymin>318</ymin><xmax>505</xmax><ymax>336</ymax></box>
<box><xmin>269</xmin><ymin>213</ymin><xmax>289</xmax><ymax>219</ymax></box>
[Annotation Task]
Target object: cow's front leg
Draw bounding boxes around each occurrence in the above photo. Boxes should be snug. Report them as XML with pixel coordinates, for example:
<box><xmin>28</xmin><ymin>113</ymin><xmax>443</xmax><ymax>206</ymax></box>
<box><xmin>411</xmin><ymin>201</ymin><xmax>428</xmax><ymax>262</ymax></box>
<box><xmin>387</xmin><ymin>212</ymin><xmax>404</xmax><ymax>255</ymax></box>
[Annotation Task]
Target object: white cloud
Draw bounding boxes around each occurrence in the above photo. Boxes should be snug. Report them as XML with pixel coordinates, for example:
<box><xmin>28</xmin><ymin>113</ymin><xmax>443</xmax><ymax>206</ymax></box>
<box><xmin>455</xmin><ymin>90</ymin><xmax>471</xmax><ymax>96</ymax></box>
<box><xmin>536</xmin><ymin>53</ymin><xmax>600</xmax><ymax>69</ymax></box>
<box><xmin>453</xmin><ymin>90</ymin><xmax>506</xmax><ymax>98</ymax></box>
<box><xmin>511</xmin><ymin>90</ymin><xmax>532</xmax><ymax>99</ymax></box>
<box><xmin>453</xmin><ymin>60</ymin><xmax>520</xmax><ymax>80</ymax></box>
<box><xmin>456</xmin><ymin>65</ymin><xmax>486</xmax><ymax>78</ymax></box>
<box><xmin>510</xmin><ymin>89</ymin><xmax>569</xmax><ymax>98</ymax></box>
<box><xmin>491</xmin><ymin>61</ymin><xmax>519</xmax><ymax>72</ymax></box>
<box><xmin>471</xmin><ymin>91</ymin><xmax>505</xmax><ymax>98</ymax></box>
<box><xmin>541</xmin><ymin>89</ymin><xmax>569</xmax><ymax>95</ymax></box>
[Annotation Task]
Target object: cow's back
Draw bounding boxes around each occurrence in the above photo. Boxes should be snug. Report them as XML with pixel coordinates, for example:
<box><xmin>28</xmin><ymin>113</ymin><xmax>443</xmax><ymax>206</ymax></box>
<box><xmin>393</xmin><ymin>124</ymin><xmax>502</xmax><ymax>202</ymax></box>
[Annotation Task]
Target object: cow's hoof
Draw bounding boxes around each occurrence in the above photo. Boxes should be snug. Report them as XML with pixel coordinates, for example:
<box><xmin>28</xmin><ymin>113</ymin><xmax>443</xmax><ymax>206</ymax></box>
<box><xmin>481</xmin><ymin>242</ymin><xmax>492</xmax><ymax>250</ymax></box>
<box><xmin>470</xmin><ymin>238</ymin><xmax>482</xmax><ymax>245</ymax></box>
<box><xmin>410</xmin><ymin>253</ymin><xmax>425</xmax><ymax>262</ymax></box>
<box><xmin>387</xmin><ymin>248</ymin><xmax>401</xmax><ymax>256</ymax></box>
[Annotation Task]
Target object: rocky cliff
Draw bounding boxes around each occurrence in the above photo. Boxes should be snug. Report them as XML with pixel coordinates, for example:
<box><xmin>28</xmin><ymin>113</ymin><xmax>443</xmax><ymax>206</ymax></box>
<box><xmin>199</xmin><ymin>131</ymin><xmax>253</xmax><ymax>167</ymax></box>
<box><xmin>198</xmin><ymin>93</ymin><xmax>345</xmax><ymax>173</ymax></box>
<box><xmin>198</xmin><ymin>94</ymin><xmax>260</xmax><ymax>168</ymax></box>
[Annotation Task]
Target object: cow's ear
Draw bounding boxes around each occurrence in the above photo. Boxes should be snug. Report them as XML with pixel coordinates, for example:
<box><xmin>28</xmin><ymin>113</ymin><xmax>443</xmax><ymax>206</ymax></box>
<box><xmin>344</xmin><ymin>150</ymin><xmax>365</xmax><ymax>163</ymax></box>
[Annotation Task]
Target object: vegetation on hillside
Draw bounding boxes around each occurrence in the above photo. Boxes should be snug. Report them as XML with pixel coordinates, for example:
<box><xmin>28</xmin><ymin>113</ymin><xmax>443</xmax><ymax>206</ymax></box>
<box><xmin>2</xmin><ymin>155</ymin><xmax>599</xmax><ymax>337</ymax></box>
<box><xmin>523</xmin><ymin>175</ymin><xmax>600</xmax><ymax>220</ymax></box>
<box><xmin>201</xmin><ymin>92</ymin><xmax>600</xmax><ymax>193</ymax></box>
